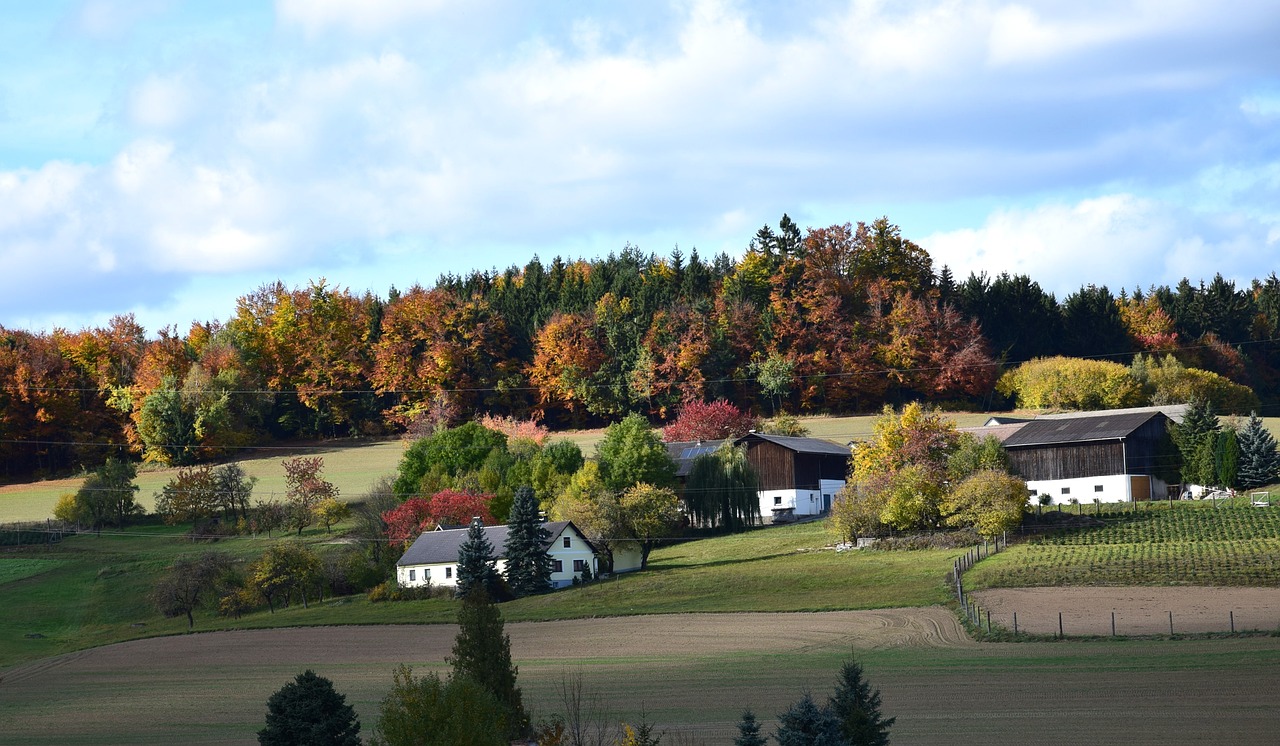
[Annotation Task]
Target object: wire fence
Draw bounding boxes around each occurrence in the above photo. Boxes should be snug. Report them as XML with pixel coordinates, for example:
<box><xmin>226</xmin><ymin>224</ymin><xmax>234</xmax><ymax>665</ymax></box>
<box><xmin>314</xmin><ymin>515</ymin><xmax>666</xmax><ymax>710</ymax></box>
<box><xmin>950</xmin><ymin>532</ymin><xmax>1008</xmax><ymax>631</ymax></box>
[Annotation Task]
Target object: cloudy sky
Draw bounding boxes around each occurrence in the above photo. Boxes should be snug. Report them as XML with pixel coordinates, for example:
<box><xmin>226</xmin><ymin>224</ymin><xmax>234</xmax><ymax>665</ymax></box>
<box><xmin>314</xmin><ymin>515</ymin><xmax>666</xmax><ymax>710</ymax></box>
<box><xmin>2</xmin><ymin>0</ymin><xmax>1279</xmax><ymax>334</ymax></box>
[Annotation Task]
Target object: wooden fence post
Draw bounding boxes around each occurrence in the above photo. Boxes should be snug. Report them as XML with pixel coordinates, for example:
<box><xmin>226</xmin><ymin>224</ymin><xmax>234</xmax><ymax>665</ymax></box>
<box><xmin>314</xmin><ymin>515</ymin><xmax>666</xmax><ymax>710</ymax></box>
<box><xmin>1058</xmin><ymin>612</ymin><xmax>1064</xmax><ymax>639</ymax></box>
<box><xmin>1168</xmin><ymin>611</ymin><xmax>1174</xmax><ymax>636</ymax></box>
<box><xmin>1013</xmin><ymin>611</ymin><xmax>1018</xmax><ymax>636</ymax></box>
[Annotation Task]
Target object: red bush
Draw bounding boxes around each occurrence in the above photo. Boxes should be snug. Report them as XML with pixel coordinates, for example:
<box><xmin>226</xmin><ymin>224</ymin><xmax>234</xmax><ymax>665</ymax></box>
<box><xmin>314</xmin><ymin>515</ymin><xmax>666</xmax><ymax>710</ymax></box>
<box><xmin>382</xmin><ymin>490</ymin><xmax>495</xmax><ymax>545</ymax></box>
<box><xmin>662</xmin><ymin>399</ymin><xmax>759</xmax><ymax>443</ymax></box>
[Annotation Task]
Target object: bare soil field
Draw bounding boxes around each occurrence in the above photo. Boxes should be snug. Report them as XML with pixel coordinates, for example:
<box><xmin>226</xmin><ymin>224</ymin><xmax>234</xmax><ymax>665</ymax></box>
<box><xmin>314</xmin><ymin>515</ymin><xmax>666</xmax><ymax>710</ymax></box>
<box><xmin>971</xmin><ymin>586</ymin><xmax>1280</xmax><ymax>636</ymax></box>
<box><xmin>4</xmin><ymin>607</ymin><xmax>1280</xmax><ymax>744</ymax></box>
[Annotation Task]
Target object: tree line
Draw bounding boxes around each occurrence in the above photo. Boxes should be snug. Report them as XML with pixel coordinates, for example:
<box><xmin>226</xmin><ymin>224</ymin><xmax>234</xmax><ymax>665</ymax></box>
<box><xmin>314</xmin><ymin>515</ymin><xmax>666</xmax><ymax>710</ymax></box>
<box><xmin>4</xmin><ymin>214</ymin><xmax>1279</xmax><ymax>481</ymax></box>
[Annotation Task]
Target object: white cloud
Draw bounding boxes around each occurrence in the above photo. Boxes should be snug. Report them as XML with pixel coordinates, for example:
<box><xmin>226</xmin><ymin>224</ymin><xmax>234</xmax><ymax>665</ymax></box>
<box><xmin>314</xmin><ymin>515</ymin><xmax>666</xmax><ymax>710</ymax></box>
<box><xmin>68</xmin><ymin>0</ymin><xmax>172</xmax><ymax>39</ymax></box>
<box><xmin>128</xmin><ymin>73</ymin><xmax>199</xmax><ymax>130</ymax></box>
<box><xmin>275</xmin><ymin>0</ymin><xmax>452</xmax><ymax>37</ymax></box>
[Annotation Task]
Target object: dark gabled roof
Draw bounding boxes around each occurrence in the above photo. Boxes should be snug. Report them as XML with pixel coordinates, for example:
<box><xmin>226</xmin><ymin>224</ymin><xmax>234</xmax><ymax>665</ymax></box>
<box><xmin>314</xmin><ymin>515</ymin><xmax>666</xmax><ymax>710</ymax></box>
<box><xmin>960</xmin><ymin>423</ymin><xmax>1029</xmax><ymax>443</ymax></box>
<box><xmin>397</xmin><ymin>520</ymin><xmax>589</xmax><ymax>566</ymax></box>
<box><xmin>1035</xmin><ymin>404</ymin><xmax>1188</xmax><ymax>424</ymax></box>
<box><xmin>734</xmin><ymin>432</ymin><xmax>851</xmax><ymax>457</ymax></box>
<box><xmin>1002</xmin><ymin>411</ymin><xmax>1165</xmax><ymax>448</ymax></box>
<box><xmin>984</xmin><ymin>416</ymin><xmax>1032</xmax><ymax>426</ymax></box>
<box><xmin>665</xmin><ymin>439</ymin><xmax>727</xmax><ymax>478</ymax></box>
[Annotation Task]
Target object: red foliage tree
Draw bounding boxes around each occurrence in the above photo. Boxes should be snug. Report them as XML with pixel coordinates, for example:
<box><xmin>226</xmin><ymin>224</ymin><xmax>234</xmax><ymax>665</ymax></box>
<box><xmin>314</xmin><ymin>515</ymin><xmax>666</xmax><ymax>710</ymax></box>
<box><xmin>382</xmin><ymin>490</ymin><xmax>495</xmax><ymax>545</ymax></box>
<box><xmin>662</xmin><ymin>399</ymin><xmax>760</xmax><ymax>442</ymax></box>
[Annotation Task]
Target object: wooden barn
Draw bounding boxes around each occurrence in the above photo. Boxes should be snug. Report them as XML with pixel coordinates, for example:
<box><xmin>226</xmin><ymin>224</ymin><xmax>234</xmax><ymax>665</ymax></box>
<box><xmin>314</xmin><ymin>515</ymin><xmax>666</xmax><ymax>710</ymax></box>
<box><xmin>733</xmin><ymin>433</ymin><xmax>851</xmax><ymax>521</ymax></box>
<box><xmin>1001</xmin><ymin>409</ymin><xmax>1176</xmax><ymax>504</ymax></box>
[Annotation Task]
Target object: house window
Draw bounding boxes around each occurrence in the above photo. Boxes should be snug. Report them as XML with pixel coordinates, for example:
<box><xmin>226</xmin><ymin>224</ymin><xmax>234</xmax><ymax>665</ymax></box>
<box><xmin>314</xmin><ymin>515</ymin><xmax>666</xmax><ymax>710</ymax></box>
<box><xmin>1061</xmin><ymin>487</ymin><xmax>1071</xmax><ymax>495</ymax></box>
<box><xmin>1094</xmin><ymin>485</ymin><xmax>1104</xmax><ymax>493</ymax></box>
<box><xmin>1029</xmin><ymin>490</ymin><xmax>1038</xmax><ymax>496</ymax></box>
<box><xmin>563</xmin><ymin>536</ymin><xmax>571</xmax><ymax>548</ymax></box>
<box><xmin>552</xmin><ymin>560</ymin><xmax>563</xmax><ymax>573</ymax></box>
<box><xmin>774</xmin><ymin>496</ymin><xmax>782</xmax><ymax>506</ymax></box>
<box><xmin>424</xmin><ymin>569</ymin><xmax>431</xmax><ymax>580</ymax></box>
<box><xmin>573</xmin><ymin>559</ymin><xmax>587</xmax><ymax>572</ymax></box>
<box><xmin>445</xmin><ymin>567</ymin><xmax>452</xmax><ymax>579</ymax></box>
<box><xmin>408</xmin><ymin>569</ymin><xmax>415</xmax><ymax>582</ymax></box>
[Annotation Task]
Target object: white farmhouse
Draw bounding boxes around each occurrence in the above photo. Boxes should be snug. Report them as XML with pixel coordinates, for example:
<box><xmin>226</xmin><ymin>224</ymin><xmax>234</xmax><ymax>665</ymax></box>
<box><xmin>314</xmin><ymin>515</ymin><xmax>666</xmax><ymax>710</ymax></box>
<box><xmin>396</xmin><ymin>520</ymin><xmax>599</xmax><ymax>590</ymax></box>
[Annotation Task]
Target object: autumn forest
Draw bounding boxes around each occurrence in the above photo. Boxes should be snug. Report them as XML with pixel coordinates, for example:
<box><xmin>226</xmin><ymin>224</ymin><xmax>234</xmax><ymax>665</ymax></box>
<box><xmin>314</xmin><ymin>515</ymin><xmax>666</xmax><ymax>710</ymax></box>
<box><xmin>3</xmin><ymin>215</ymin><xmax>1279</xmax><ymax>481</ymax></box>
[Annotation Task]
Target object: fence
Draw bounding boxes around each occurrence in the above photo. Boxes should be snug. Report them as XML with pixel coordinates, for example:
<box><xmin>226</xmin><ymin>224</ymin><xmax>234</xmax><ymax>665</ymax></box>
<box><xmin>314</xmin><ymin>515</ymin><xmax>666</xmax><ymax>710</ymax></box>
<box><xmin>0</xmin><ymin>520</ymin><xmax>70</xmax><ymax>548</ymax></box>
<box><xmin>950</xmin><ymin>532</ymin><xmax>1007</xmax><ymax>631</ymax></box>
<box><xmin>988</xmin><ymin>607</ymin><xmax>1276</xmax><ymax>638</ymax></box>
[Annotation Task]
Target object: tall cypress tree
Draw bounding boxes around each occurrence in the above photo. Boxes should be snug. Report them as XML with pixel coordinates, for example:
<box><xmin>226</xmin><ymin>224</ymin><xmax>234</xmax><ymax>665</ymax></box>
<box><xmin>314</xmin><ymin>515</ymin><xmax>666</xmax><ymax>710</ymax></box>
<box><xmin>449</xmin><ymin>589</ymin><xmax>528</xmax><ymax>740</ymax></box>
<box><xmin>1236</xmin><ymin>412</ymin><xmax>1280</xmax><ymax>489</ymax></box>
<box><xmin>828</xmin><ymin>659</ymin><xmax>894</xmax><ymax>746</ymax></box>
<box><xmin>504</xmin><ymin>486</ymin><xmax>552</xmax><ymax>597</ymax></box>
<box><xmin>455</xmin><ymin>517</ymin><xmax>500</xmax><ymax>599</ymax></box>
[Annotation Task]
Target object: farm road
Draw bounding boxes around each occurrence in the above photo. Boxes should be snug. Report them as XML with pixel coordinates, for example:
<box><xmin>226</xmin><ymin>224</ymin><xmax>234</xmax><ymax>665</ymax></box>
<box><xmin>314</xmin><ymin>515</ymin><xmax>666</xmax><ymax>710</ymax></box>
<box><xmin>972</xmin><ymin>586</ymin><xmax>1280</xmax><ymax>636</ymax></box>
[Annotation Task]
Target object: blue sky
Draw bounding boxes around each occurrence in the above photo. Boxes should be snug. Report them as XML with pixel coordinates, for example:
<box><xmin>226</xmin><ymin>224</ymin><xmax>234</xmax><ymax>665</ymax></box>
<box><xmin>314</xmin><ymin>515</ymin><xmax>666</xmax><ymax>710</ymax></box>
<box><xmin>2</xmin><ymin>0</ymin><xmax>1279</xmax><ymax>334</ymax></box>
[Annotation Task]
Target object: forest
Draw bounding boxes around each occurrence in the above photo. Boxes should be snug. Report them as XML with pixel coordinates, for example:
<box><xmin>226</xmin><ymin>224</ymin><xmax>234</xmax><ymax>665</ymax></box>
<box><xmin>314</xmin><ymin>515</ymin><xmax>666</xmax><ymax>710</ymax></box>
<box><xmin>2</xmin><ymin>215</ymin><xmax>1279</xmax><ymax>481</ymax></box>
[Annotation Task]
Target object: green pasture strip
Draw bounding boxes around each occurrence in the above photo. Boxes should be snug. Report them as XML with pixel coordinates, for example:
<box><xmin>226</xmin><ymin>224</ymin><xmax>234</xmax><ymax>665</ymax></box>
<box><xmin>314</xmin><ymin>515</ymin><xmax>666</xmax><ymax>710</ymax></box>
<box><xmin>0</xmin><ymin>520</ymin><xmax>955</xmax><ymax>669</ymax></box>
<box><xmin>0</xmin><ymin>558</ymin><xmax>66</xmax><ymax>585</ymax></box>
<box><xmin>966</xmin><ymin>539</ymin><xmax>1280</xmax><ymax>587</ymax></box>
<box><xmin>3</xmin><ymin>634</ymin><xmax>1279</xmax><ymax>744</ymax></box>
<box><xmin>1036</xmin><ymin>504</ymin><xmax>1280</xmax><ymax>544</ymax></box>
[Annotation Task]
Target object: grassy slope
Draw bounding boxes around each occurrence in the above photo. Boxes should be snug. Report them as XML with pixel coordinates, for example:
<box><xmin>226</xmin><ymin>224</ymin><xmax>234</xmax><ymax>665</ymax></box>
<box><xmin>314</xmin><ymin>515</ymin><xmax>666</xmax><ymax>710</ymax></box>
<box><xmin>0</xmin><ymin>520</ymin><xmax>958</xmax><ymax>670</ymax></box>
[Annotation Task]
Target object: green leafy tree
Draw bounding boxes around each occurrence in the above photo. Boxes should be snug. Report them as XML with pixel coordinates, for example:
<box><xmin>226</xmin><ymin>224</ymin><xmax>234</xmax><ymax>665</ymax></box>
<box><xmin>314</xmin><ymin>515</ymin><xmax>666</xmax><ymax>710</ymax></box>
<box><xmin>136</xmin><ymin>375</ymin><xmax>198</xmax><ymax>465</ymax></box>
<box><xmin>942</xmin><ymin>469</ymin><xmax>1028</xmax><ymax>538</ymax></box>
<box><xmin>618</xmin><ymin>483</ymin><xmax>682</xmax><ymax>569</ymax></box>
<box><xmin>74</xmin><ymin>456</ymin><xmax>141</xmax><ymax>529</ymax></box>
<box><xmin>369</xmin><ymin>665</ymin><xmax>506</xmax><ymax>746</ymax></box>
<box><xmin>752</xmin><ymin>353</ymin><xmax>796</xmax><ymax>413</ymax></box>
<box><xmin>449</xmin><ymin>590</ymin><xmax>528</xmax><ymax>740</ymax></box>
<box><xmin>774</xmin><ymin>691</ymin><xmax>843</xmax><ymax>746</ymax></box>
<box><xmin>996</xmin><ymin>356</ymin><xmax>1145</xmax><ymax>411</ymax></box>
<box><xmin>250</xmin><ymin>541</ymin><xmax>322</xmax><ymax>612</ymax></box>
<box><xmin>258</xmin><ymin>670</ymin><xmax>361</xmax><ymax>746</ymax></box>
<box><xmin>1215</xmin><ymin>428</ymin><xmax>1240</xmax><ymax>489</ymax></box>
<box><xmin>393</xmin><ymin>421</ymin><xmax>508</xmax><ymax>498</ymax></box>
<box><xmin>596</xmin><ymin>413</ymin><xmax>677</xmax><ymax>492</ymax></box>
<box><xmin>150</xmin><ymin>551</ymin><xmax>234</xmax><ymax>629</ymax></box>
<box><xmin>828</xmin><ymin>658</ymin><xmax>894</xmax><ymax>746</ymax></box>
<box><xmin>1236</xmin><ymin>412</ymin><xmax>1280</xmax><ymax>489</ymax></box>
<box><xmin>214</xmin><ymin>462</ymin><xmax>257</xmax><ymax>522</ymax></box>
<box><xmin>734</xmin><ymin>710</ymin><xmax>767</xmax><ymax>746</ymax></box>
<box><xmin>683</xmin><ymin>442</ymin><xmax>761</xmax><ymax>531</ymax></box>
<box><xmin>456</xmin><ymin>517</ymin><xmax>502</xmax><ymax>599</ymax></box>
<box><xmin>551</xmin><ymin>461</ymin><xmax>626</xmax><ymax>572</ymax></box>
<box><xmin>315</xmin><ymin>498</ymin><xmax>351</xmax><ymax>534</ymax></box>
<box><xmin>503</xmin><ymin>486</ymin><xmax>553</xmax><ymax>597</ymax></box>
<box><xmin>946</xmin><ymin>433</ymin><xmax>1009</xmax><ymax>482</ymax></box>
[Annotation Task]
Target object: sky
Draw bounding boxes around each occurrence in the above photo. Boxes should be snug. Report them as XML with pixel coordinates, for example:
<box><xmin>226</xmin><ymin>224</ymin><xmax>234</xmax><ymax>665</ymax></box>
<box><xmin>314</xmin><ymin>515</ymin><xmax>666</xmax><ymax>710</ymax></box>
<box><xmin>2</xmin><ymin>0</ymin><xmax>1279</xmax><ymax>335</ymax></box>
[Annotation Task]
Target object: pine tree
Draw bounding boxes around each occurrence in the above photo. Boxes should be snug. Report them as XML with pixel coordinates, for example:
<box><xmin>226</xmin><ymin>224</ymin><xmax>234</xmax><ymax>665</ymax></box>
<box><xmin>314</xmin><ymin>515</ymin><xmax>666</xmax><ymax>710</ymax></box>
<box><xmin>504</xmin><ymin>486</ymin><xmax>552</xmax><ymax>597</ymax></box>
<box><xmin>734</xmin><ymin>709</ymin><xmax>767</xmax><ymax>746</ymax></box>
<box><xmin>1236</xmin><ymin>412</ymin><xmax>1280</xmax><ymax>489</ymax></box>
<box><xmin>449</xmin><ymin>589</ymin><xmax>528</xmax><ymax>740</ymax></box>
<box><xmin>828</xmin><ymin>659</ymin><xmax>894</xmax><ymax>746</ymax></box>
<box><xmin>774</xmin><ymin>692</ymin><xmax>843</xmax><ymax>746</ymax></box>
<box><xmin>455</xmin><ymin>516</ymin><xmax>500</xmax><ymax>599</ymax></box>
<box><xmin>1170</xmin><ymin>400</ymin><xmax>1220</xmax><ymax>485</ymax></box>
<box><xmin>258</xmin><ymin>670</ymin><xmax>361</xmax><ymax>746</ymax></box>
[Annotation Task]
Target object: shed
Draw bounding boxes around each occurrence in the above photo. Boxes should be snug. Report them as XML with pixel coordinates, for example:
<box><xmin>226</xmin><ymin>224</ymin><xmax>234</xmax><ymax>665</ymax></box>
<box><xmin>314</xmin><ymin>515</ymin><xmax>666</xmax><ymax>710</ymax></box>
<box><xmin>733</xmin><ymin>433</ymin><xmax>851</xmax><ymax>521</ymax></box>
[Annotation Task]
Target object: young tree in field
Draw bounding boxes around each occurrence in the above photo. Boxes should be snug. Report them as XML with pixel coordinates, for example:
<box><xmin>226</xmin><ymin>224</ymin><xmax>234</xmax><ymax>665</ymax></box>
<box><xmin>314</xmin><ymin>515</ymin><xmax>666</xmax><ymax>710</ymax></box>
<box><xmin>282</xmin><ymin>456</ymin><xmax>338</xmax><ymax>536</ymax></box>
<box><xmin>504</xmin><ymin>486</ymin><xmax>553</xmax><ymax>597</ymax></box>
<box><xmin>751</xmin><ymin>353</ymin><xmax>796</xmax><ymax>414</ymax></box>
<box><xmin>683</xmin><ymin>442</ymin><xmax>761</xmax><ymax>531</ymax></box>
<box><xmin>154</xmin><ymin>465</ymin><xmax>220</xmax><ymax>528</ymax></box>
<box><xmin>828</xmin><ymin>658</ymin><xmax>894</xmax><ymax>746</ymax></box>
<box><xmin>315</xmin><ymin>498</ymin><xmax>351</xmax><ymax>534</ymax></box>
<box><xmin>455</xmin><ymin>518</ymin><xmax>501</xmax><ymax>600</ymax></box>
<box><xmin>942</xmin><ymin>470</ymin><xmax>1029</xmax><ymax>539</ymax></box>
<box><xmin>213</xmin><ymin>462</ymin><xmax>257</xmax><ymax>522</ymax></box>
<box><xmin>761</xmin><ymin>412</ymin><xmax>810</xmax><ymax>437</ymax></box>
<box><xmin>662</xmin><ymin>399</ymin><xmax>760</xmax><ymax>443</ymax></box>
<box><xmin>449</xmin><ymin>590</ymin><xmax>528</xmax><ymax>740</ymax></box>
<box><xmin>618</xmin><ymin>483</ymin><xmax>682</xmax><ymax>569</ymax></box>
<box><xmin>734</xmin><ymin>710</ymin><xmax>767</xmax><ymax>746</ymax></box>
<box><xmin>258</xmin><ymin>670</ymin><xmax>361</xmax><ymax>746</ymax></box>
<box><xmin>774</xmin><ymin>691</ymin><xmax>842</xmax><ymax>746</ymax></box>
<box><xmin>253</xmin><ymin>500</ymin><xmax>288</xmax><ymax>538</ymax></box>
<box><xmin>74</xmin><ymin>456</ymin><xmax>141</xmax><ymax>530</ymax></box>
<box><xmin>596</xmin><ymin>413</ymin><xmax>678</xmax><ymax>492</ymax></box>
<box><xmin>1236</xmin><ymin>412</ymin><xmax>1280</xmax><ymax>489</ymax></box>
<box><xmin>150</xmin><ymin>551</ymin><xmax>234</xmax><ymax>629</ymax></box>
<box><xmin>250</xmin><ymin>542</ymin><xmax>322</xmax><ymax>612</ymax></box>
<box><xmin>370</xmin><ymin>665</ymin><xmax>507</xmax><ymax>746</ymax></box>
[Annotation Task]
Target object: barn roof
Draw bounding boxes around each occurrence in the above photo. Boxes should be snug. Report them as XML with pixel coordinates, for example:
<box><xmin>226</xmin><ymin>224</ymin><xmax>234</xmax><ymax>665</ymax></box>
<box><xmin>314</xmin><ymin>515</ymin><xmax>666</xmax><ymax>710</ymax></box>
<box><xmin>397</xmin><ymin>520</ymin><xmax>589</xmax><ymax>566</ymax></box>
<box><xmin>1035</xmin><ymin>404</ymin><xmax>1188</xmax><ymax>424</ymax></box>
<box><xmin>735</xmin><ymin>432</ymin><xmax>851</xmax><ymax>457</ymax></box>
<box><xmin>1001</xmin><ymin>411</ymin><xmax>1166</xmax><ymax>448</ymax></box>
<box><xmin>959</xmin><ymin>422</ymin><xmax>1029</xmax><ymax>443</ymax></box>
<box><xmin>665</xmin><ymin>440</ymin><xmax>727</xmax><ymax>478</ymax></box>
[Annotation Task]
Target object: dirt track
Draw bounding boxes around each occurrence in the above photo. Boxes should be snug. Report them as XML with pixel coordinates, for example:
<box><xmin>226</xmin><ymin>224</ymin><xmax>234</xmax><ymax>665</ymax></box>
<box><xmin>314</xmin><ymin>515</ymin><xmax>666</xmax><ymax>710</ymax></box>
<box><xmin>971</xmin><ymin>586</ymin><xmax>1280</xmax><ymax>635</ymax></box>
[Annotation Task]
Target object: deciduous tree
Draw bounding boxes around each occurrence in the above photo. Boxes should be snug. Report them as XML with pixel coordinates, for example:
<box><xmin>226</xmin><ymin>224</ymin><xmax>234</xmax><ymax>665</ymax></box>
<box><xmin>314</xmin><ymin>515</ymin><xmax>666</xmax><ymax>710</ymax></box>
<box><xmin>618</xmin><ymin>483</ymin><xmax>681</xmax><ymax>569</ymax></box>
<box><xmin>596</xmin><ymin>413</ymin><xmax>677</xmax><ymax>492</ymax></box>
<box><xmin>370</xmin><ymin>665</ymin><xmax>506</xmax><ymax>746</ymax></box>
<box><xmin>282</xmin><ymin>456</ymin><xmax>338</xmax><ymax>536</ymax></box>
<box><xmin>150</xmin><ymin>551</ymin><xmax>234</xmax><ymax>629</ymax></box>
<box><xmin>662</xmin><ymin>399</ymin><xmax>759</xmax><ymax>443</ymax></box>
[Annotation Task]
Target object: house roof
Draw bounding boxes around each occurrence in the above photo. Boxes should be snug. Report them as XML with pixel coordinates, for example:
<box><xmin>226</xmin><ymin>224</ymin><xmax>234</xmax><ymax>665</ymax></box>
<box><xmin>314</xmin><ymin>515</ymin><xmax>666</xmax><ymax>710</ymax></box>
<box><xmin>1034</xmin><ymin>404</ymin><xmax>1188</xmax><ymax>424</ymax></box>
<box><xmin>734</xmin><ymin>432</ymin><xmax>851</xmax><ymax>457</ymax></box>
<box><xmin>959</xmin><ymin>422</ymin><xmax>1029</xmax><ymax>443</ymax></box>
<box><xmin>1001</xmin><ymin>411</ymin><xmax>1166</xmax><ymax>448</ymax></box>
<box><xmin>665</xmin><ymin>439</ymin><xmax>727</xmax><ymax>478</ymax></box>
<box><xmin>983</xmin><ymin>416</ymin><xmax>1033</xmax><ymax>426</ymax></box>
<box><xmin>397</xmin><ymin>520</ymin><xmax>591</xmax><ymax>566</ymax></box>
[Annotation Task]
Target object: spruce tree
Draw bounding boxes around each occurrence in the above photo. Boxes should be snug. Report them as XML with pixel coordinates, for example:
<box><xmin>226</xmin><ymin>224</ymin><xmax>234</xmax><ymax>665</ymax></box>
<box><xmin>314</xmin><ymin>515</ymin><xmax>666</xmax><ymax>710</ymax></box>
<box><xmin>258</xmin><ymin>670</ymin><xmax>361</xmax><ymax>746</ymax></box>
<box><xmin>1236</xmin><ymin>412</ymin><xmax>1280</xmax><ymax>489</ymax></box>
<box><xmin>455</xmin><ymin>516</ymin><xmax>500</xmax><ymax>599</ymax></box>
<box><xmin>774</xmin><ymin>692</ymin><xmax>843</xmax><ymax>746</ymax></box>
<box><xmin>504</xmin><ymin>486</ymin><xmax>552</xmax><ymax>597</ymax></box>
<box><xmin>828</xmin><ymin>659</ymin><xmax>894</xmax><ymax>746</ymax></box>
<box><xmin>1170</xmin><ymin>400</ymin><xmax>1220</xmax><ymax>485</ymax></box>
<box><xmin>449</xmin><ymin>589</ymin><xmax>528</xmax><ymax>740</ymax></box>
<box><xmin>734</xmin><ymin>709</ymin><xmax>767</xmax><ymax>746</ymax></box>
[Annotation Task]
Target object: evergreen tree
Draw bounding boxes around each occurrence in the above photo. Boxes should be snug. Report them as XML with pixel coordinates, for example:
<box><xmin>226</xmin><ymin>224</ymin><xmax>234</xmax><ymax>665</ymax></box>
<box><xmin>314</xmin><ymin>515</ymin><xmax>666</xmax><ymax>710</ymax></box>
<box><xmin>1214</xmin><ymin>428</ymin><xmax>1239</xmax><ymax>490</ymax></box>
<box><xmin>828</xmin><ymin>659</ymin><xmax>894</xmax><ymax>746</ymax></box>
<box><xmin>1236</xmin><ymin>412</ymin><xmax>1280</xmax><ymax>489</ymax></box>
<box><xmin>734</xmin><ymin>709</ymin><xmax>768</xmax><ymax>746</ymax></box>
<box><xmin>774</xmin><ymin>692</ymin><xmax>843</xmax><ymax>746</ymax></box>
<box><xmin>449</xmin><ymin>589</ymin><xmax>528</xmax><ymax>740</ymax></box>
<box><xmin>503</xmin><ymin>486</ymin><xmax>552</xmax><ymax>597</ymax></box>
<box><xmin>1169</xmin><ymin>400</ymin><xmax>1220</xmax><ymax>486</ymax></box>
<box><xmin>258</xmin><ymin>670</ymin><xmax>361</xmax><ymax>746</ymax></box>
<box><xmin>455</xmin><ymin>517</ymin><xmax>500</xmax><ymax>599</ymax></box>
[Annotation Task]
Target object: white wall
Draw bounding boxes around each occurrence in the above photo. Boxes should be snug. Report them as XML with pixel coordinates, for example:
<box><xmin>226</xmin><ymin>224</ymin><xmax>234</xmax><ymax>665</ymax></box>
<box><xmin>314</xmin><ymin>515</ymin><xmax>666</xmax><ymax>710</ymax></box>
<box><xmin>759</xmin><ymin>480</ymin><xmax>845</xmax><ymax>522</ymax></box>
<box><xmin>1027</xmin><ymin>474</ymin><xmax>1134</xmax><ymax>505</ymax></box>
<box><xmin>396</xmin><ymin>526</ymin><xmax>599</xmax><ymax>589</ymax></box>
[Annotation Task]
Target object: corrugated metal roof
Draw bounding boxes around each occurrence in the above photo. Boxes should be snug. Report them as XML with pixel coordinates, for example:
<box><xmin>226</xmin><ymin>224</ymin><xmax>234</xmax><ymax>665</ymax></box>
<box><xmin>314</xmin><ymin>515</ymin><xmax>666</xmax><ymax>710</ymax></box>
<box><xmin>397</xmin><ymin>520</ymin><xmax>580</xmax><ymax>566</ymax></box>
<box><xmin>1035</xmin><ymin>404</ymin><xmax>1187</xmax><ymax>424</ymax></box>
<box><xmin>735</xmin><ymin>432</ymin><xmax>852</xmax><ymax>457</ymax></box>
<box><xmin>1002</xmin><ymin>411</ymin><xmax>1164</xmax><ymax>448</ymax></box>
<box><xmin>665</xmin><ymin>439</ymin><xmax>727</xmax><ymax>477</ymax></box>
